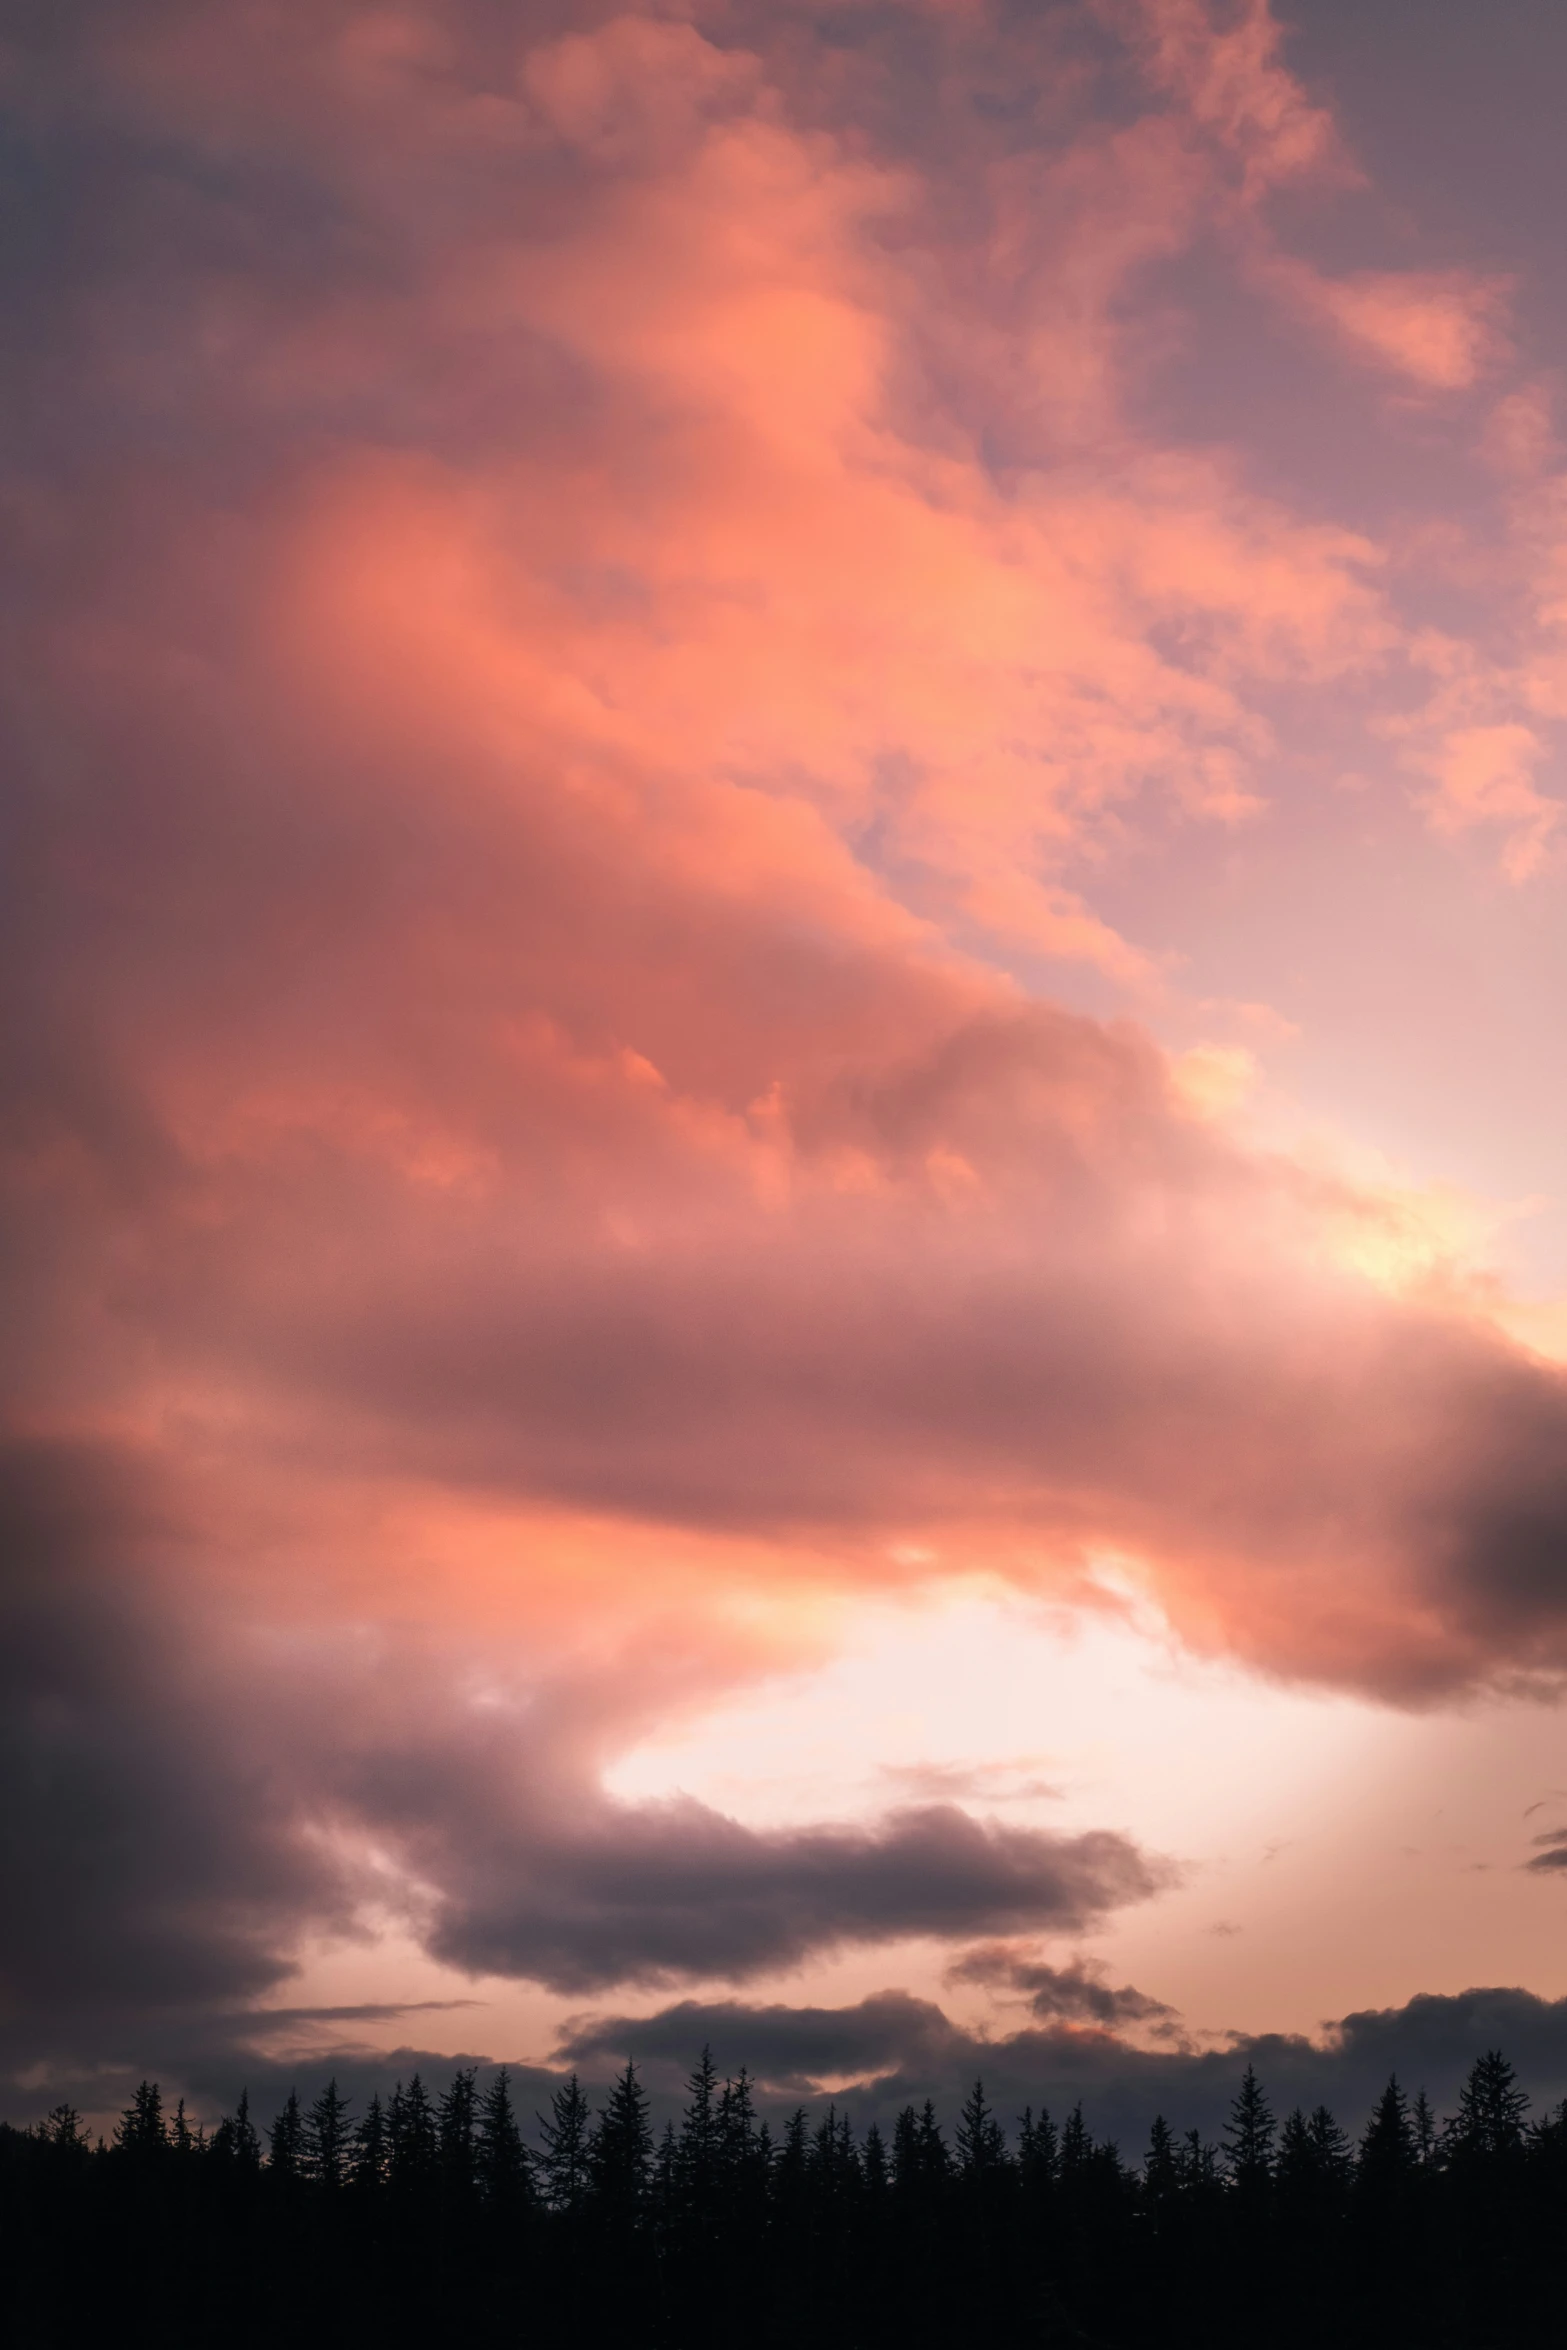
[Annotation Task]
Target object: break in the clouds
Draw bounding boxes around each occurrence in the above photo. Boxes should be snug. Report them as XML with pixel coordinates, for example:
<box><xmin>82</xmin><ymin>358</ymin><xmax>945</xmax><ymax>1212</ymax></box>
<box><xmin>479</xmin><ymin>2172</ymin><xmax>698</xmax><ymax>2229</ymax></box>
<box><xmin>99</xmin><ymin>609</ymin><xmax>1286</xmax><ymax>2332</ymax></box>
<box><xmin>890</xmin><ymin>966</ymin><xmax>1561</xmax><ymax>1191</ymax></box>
<box><xmin>0</xmin><ymin>1435</ymin><xmax>1166</xmax><ymax>2085</ymax></box>
<box><xmin>7</xmin><ymin>0</ymin><xmax>1567</xmax><ymax>2103</ymax></box>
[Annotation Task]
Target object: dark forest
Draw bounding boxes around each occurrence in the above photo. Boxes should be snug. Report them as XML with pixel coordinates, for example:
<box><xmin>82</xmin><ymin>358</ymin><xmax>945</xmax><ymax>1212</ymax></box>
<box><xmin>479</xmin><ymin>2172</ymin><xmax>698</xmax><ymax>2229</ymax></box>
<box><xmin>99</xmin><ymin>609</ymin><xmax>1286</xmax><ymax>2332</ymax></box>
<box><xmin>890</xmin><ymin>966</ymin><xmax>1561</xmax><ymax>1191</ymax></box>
<box><xmin>4</xmin><ymin>2045</ymin><xmax>1563</xmax><ymax>2346</ymax></box>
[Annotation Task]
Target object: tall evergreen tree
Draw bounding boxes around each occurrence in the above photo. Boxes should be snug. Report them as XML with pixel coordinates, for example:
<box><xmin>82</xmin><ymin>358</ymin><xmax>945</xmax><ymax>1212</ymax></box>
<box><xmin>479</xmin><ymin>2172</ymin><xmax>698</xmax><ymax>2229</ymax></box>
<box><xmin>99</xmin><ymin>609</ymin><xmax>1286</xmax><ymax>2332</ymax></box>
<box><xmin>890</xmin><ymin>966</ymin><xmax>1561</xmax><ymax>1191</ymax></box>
<box><xmin>304</xmin><ymin>2078</ymin><xmax>354</xmax><ymax>2190</ymax></box>
<box><xmin>1059</xmin><ymin>2103</ymin><xmax>1093</xmax><ymax>2184</ymax></box>
<box><xmin>716</xmin><ymin>2066</ymin><xmax>768</xmax><ymax>2239</ymax></box>
<box><xmin>1018</xmin><ymin>2104</ymin><xmax>1058</xmax><ymax>2201</ymax></box>
<box><xmin>211</xmin><ymin>2088</ymin><xmax>261</xmax><ymax>2170</ymax></box>
<box><xmin>1143</xmin><ymin>2114</ymin><xmax>1180</xmax><ymax>2205</ymax></box>
<box><xmin>1358</xmin><ymin>2075</ymin><xmax>1417</xmax><ymax>2193</ymax></box>
<box><xmin>955</xmin><ymin>2078</ymin><xmax>1008</xmax><ymax>2179</ymax></box>
<box><xmin>1306</xmin><ymin>2105</ymin><xmax>1353</xmax><ymax>2184</ymax></box>
<box><xmin>808</xmin><ymin>2105</ymin><xmax>861</xmax><ymax>2206</ymax></box>
<box><xmin>1447</xmin><ymin>2050</ymin><xmax>1529</xmax><ymax>2163</ymax></box>
<box><xmin>115</xmin><ymin>2081</ymin><xmax>166</xmax><ymax>2155</ymax></box>
<box><xmin>537</xmin><ymin>2073</ymin><xmax>593</xmax><ymax>2214</ymax></box>
<box><xmin>653</xmin><ymin>2118</ymin><xmax>679</xmax><ymax>2233</ymax></box>
<box><xmin>676</xmin><ymin>2045</ymin><xmax>722</xmax><ymax>2219</ymax></box>
<box><xmin>773</xmin><ymin>2108</ymin><xmax>811</xmax><ymax>2221</ymax></box>
<box><xmin>891</xmin><ymin>2104</ymin><xmax>921</xmax><ymax>2193</ymax></box>
<box><xmin>438</xmin><ymin>2066</ymin><xmax>479</xmax><ymax>2197</ymax></box>
<box><xmin>352</xmin><ymin>2093</ymin><xmax>389</xmax><ymax>2192</ymax></box>
<box><xmin>916</xmin><ymin>2100</ymin><xmax>952</xmax><ymax>2183</ymax></box>
<box><xmin>589</xmin><ymin>2061</ymin><xmax>653</xmax><ymax>2226</ymax></box>
<box><xmin>1276</xmin><ymin>2107</ymin><xmax>1314</xmax><ymax>2193</ymax></box>
<box><xmin>476</xmin><ymin>2069</ymin><xmax>531</xmax><ymax>2211</ymax></box>
<box><xmin>716</xmin><ymin>2068</ymin><xmax>760</xmax><ymax>2177</ymax></box>
<box><xmin>268</xmin><ymin>2091</ymin><xmax>305</xmax><ymax>2181</ymax></box>
<box><xmin>36</xmin><ymin>2105</ymin><xmax>89</xmax><ymax>2156</ymax></box>
<box><xmin>388</xmin><ymin>2075</ymin><xmax>438</xmax><ymax>2189</ymax></box>
<box><xmin>1223</xmin><ymin>2064</ymin><xmax>1276</xmax><ymax>2189</ymax></box>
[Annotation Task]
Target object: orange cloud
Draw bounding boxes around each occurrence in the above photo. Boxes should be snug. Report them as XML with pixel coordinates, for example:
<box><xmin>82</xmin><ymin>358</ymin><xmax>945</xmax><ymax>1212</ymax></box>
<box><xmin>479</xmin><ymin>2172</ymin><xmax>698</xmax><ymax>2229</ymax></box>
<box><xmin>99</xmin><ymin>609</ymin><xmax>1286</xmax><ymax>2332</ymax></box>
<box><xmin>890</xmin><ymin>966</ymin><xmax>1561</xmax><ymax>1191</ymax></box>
<box><xmin>11</xmin><ymin>0</ymin><xmax>1567</xmax><ymax>2078</ymax></box>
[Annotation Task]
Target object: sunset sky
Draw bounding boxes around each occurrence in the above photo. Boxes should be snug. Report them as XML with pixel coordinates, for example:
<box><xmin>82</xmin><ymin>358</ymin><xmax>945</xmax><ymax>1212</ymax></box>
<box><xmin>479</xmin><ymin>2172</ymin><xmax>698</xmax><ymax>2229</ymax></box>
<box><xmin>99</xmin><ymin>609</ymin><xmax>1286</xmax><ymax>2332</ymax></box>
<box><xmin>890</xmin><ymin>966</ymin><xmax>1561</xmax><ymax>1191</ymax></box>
<box><xmin>10</xmin><ymin>0</ymin><xmax>1567</xmax><ymax>2139</ymax></box>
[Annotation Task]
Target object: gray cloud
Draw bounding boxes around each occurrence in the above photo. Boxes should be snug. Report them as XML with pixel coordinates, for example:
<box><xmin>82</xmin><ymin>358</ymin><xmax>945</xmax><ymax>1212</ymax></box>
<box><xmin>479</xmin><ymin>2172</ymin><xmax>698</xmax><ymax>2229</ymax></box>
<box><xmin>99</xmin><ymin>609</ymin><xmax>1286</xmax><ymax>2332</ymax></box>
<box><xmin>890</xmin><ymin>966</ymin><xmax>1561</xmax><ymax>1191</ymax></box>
<box><xmin>29</xmin><ymin>1980</ymin><xmax>1567</xmax><ymax>2152</ymax></box>
<box><xmin>0</xmin><ymin>1432</ymin><xmax>1169</xmax><ymax>2107</ymax></box>
<box><xmin>0</xmin><ymin>1439</ymin><xmax>344</xmax><ymax>2079</ymax></box>
<box><xmin>3</xmin><ymin>0</ymin><xmax>1567</xmax><ymax>1717</ymax></box>
<box><xmin>417</xmin><ymin>1803</ymin><xmax>1171</xmax><ymax>1992</ymax></box>
<box><xmin>1525</xmin><ymin>1828</ymin><xmax>1567</xmax><ymax>1873</ymax></box>
<box><xmin>13</xmin><ymin>0</ymin><xmax>1567</xmax><ymax>2125</ymax></box>
<box><xmin>557</xmin><ymin>1982</ymin><xmax>1567</xmax><ymax>2146</ymax></box>
<box><xmin>944</xmin><ymin>1945</ymin><xmax>1180</xmax><ymax>2031</ymax></box>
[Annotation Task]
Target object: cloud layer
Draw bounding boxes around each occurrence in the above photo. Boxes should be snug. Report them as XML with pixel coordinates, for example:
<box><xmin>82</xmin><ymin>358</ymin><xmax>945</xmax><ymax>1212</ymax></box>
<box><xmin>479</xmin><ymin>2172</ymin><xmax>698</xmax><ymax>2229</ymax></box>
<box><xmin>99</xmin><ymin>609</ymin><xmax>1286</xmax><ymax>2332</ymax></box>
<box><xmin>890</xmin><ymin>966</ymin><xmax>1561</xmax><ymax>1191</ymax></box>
<box><xmin>558</xmin><ymin>1979</ymin><xmax>1567</xmax><ymax>2145</ymax></box>
<box><xmin>6</xmin><ymin>0</ymin><xmax>1567</xmax><ymax>2099</ymax></box>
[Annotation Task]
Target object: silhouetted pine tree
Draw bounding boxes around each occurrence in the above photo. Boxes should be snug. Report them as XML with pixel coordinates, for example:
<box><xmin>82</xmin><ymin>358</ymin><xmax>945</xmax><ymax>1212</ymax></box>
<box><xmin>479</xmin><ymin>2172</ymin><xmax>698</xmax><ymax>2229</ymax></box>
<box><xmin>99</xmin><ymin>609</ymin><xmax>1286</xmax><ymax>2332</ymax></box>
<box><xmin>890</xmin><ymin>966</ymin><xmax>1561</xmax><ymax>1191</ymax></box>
<box><xmin>1017</xmin><ymin>2103</ymin><xmax>1058</xmax><ymax>2214</ymax></box>
<box><xmin>716</xmin><ymin>2068</ymin><xmax>763</xmax><ymax>2188</ymax></box>
<box><xmin>35</xmin><ymin>2105</ymin><xmax>90</xmax><ymax>2159</ymax></box>
<box><xmin>772</xmin><ymin>2106</ymin><xmax>811</xmax><ymax>2245</ymax></box>
<box><xmin>267</xmin><ymin>2091</ymin><xmax>305</xmax><ymax>2182</ymax></box>
<box><xmin>1358</xmin><ymin>2076</ymin><xmax>1416</xmax><ymax>2195</ymax></box>
<box><xmin>351</xmin><ymin>2093</ymin><xmax>389</xmax><ymax>2193</ymax></box>
<box><xmin>1306</xmin><ymin>2104</ymin><xmax>1353</xmax><ymax>2186</ymax></box>
<box><xmin>1440</xmin><ymin>2051</ymin><xmax>1533</xmax><ymax>2344</ymax></box>
<box><xmin>438</xmin><ymin>2066</ymin><xmax>478</xmax><ymax>2200</ymax></box>
<box><xmin>211</xmin><ymin>2088</ymin><xmax>262</xmax><ymax>2173</ymax></box>
<box><xmin>652</xmin><ymin>2119</ymin><xmax>678</xmax><ymax>2235</ymax></box>
<box><xmin>917</xmin><ymin>2100</ymin><xmax>952</xmax><ymax>2186</ymax></box>
<box><xmin>537</xmin><ymin>2073</ymin><xmax>592</xmax><ymax>2215</ymax></box>
<box><xmin>862</xmin><ymin>2120</ymin><xmax>890</xmax><ymax>2202</ymax></box>
<box><xmin>891</xmin><ymin>2105</ymin><xmax>921</xmax><ymax>2192</ymax></box>
<box><xmin>475</xmin><ymin>2069</ymin><xmax>531</xmax><ymax>2213</ymax></box>
<box><xmin>1275</xmin><ymin>2108</ymin><xmax>1312</xmax><ymax>2194</ymax></box>
<box><xmin>1143</xmin><ymin>2113</ymin><xmax>1180</xmax><ymax>2209</ymax></box>
<box><xmin>1178</xmin><ymin>2126</ymin><xmax>1214</xmax><ymax>2186</ymax></box>
<box><xmin>675</xmin><ymin>2045</ymin><xmax>721</xmax><ymax>2230</ymax></box>
<box><xmin>810</xmin><ymin>2106</ymin><xmax>863</xmax><ymax>2211</ymax></box>
<box><xmin>387</xmin><ymin>2076</ymin><xmax>438</xmax><ymax>2191</ymax></box>
<box><xmin>1059</xmin><ymin>2103</ymin><xmax>1092</xmax><ymax>2182</ymax></box>
<box><xmin>1446</xmin><ymin>2050</ymin><xmax>1529</xmax><ymax>2163</ymax></box>
<box><xmin>304</xmin><ymin>2078</ymin><xmax>354</xmax><ymax>2190</ymax></box>
<box><xmin>589</xmin><ymin>2062</ymin><xmax>652</xmax><ymax>2226</ymax></box>
<box><xmin>115</xmin><ymin>2082</ymin><xmax>166</xmax><ymax>2155</ymax></box>
<box><xmin>1223</xmin><ymin>2064</ymin><xmax>1276</xmax><ymax>2190</ymax></box>
<box><xmin>955</xmin><ymin>2078</ymin><xmax>1007</xmax><ymax>2179</ymax></box>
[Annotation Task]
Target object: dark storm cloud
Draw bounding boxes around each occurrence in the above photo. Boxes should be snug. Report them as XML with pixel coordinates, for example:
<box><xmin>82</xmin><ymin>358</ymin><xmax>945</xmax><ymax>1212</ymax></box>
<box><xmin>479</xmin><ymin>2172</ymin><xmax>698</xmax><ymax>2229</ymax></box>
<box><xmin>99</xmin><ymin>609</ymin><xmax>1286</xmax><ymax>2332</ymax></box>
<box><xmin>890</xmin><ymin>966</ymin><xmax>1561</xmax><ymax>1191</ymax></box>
<box><xmin>556</xmin><ymin>1991</ymin><xmax>963</xmax><ymax>2093</ymax></box>
<box><xmin>0</xmin><ymin>1438</ymin><xmax>341</xmax><ymax>2078</ymax></box>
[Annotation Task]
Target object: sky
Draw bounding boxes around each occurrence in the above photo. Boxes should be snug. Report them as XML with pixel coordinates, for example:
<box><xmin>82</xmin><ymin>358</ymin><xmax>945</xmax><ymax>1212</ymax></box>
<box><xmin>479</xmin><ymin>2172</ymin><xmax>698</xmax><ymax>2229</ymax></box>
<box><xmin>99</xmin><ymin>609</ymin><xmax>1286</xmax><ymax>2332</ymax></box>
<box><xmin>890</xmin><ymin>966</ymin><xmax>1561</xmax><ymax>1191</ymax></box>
<box><xmin>8</xmin><ymin>0</ymin><xmax>1567</xmax><ymax>2142</ymax></box>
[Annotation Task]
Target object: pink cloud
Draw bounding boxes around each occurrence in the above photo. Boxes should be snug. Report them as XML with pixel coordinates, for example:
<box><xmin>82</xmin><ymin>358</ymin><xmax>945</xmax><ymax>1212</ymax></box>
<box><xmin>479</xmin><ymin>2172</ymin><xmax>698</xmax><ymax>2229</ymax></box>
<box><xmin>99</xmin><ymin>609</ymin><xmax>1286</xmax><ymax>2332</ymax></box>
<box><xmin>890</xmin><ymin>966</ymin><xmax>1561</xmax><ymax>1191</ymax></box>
<box><xmin>10</xmin><ymin>0</ymin><xmax>1567</xmax><ymax>2074</ymax></box>
<box><xmin>1259</xmin><ymin>258</ymin><xmax>1511</xmax><ymax>392</ymax></box>
<box><xmin>1104</xmin><ymin>0</ymin><xmax>1352</xmax><ymax>197</ymax></box>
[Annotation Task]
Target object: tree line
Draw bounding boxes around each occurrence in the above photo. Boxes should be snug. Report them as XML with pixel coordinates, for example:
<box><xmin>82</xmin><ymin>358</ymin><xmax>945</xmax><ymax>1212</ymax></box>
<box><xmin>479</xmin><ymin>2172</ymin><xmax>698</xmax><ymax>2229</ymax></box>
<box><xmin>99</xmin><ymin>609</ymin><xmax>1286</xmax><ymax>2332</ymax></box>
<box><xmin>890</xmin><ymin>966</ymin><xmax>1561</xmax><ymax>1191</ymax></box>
<box><xmin>3</xmin><ymin>2045</ymin><xmax>1564</xmax><ymax>2344</ymax></box>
